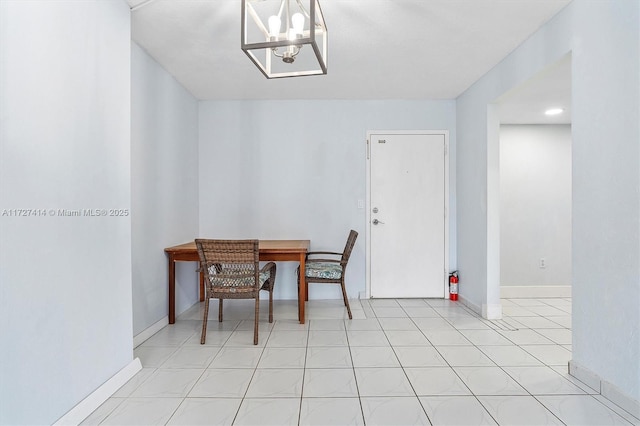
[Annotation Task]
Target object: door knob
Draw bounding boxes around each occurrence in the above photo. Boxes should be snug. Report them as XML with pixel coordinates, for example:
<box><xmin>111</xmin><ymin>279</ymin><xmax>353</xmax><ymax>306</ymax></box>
<box><xmin>372</xmin><ymin>219</ymin><xmax>385</xmax><ymax>225</ymax></box>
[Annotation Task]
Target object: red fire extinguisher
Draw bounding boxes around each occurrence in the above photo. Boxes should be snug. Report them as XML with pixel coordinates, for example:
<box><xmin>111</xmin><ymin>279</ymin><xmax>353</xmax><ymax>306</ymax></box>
<box><xmin>449</xmin><ymin>271</ymin><xmax>458</xmax><ymax>301</ymax></box>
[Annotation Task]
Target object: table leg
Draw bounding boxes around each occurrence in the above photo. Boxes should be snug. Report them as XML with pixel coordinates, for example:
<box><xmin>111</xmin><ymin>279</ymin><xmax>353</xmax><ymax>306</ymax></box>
<box><xmin>168</xmin><ymin>255</ymin><xmax>176</xmax><ymax>324</ymax></box>
<box><xmin>298</xmin><ymin>252</ymin><xmax>306</xmax><ymax>324</ymax></box>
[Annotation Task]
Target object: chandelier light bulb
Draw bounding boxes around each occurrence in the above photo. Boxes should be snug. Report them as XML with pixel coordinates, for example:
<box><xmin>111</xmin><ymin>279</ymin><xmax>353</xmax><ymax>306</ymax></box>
<box><xmin>291</xmin><ymin>12</ymin><xmax>304</xmax><ymax>36</ymax></box>
<box><xmin>268</xmin><ymin>15</ymin><xmax>281</xmax><ymax>39</ymax></box>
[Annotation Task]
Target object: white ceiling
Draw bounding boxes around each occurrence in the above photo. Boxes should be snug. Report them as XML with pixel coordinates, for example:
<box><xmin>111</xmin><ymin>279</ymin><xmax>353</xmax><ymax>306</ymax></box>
<box><xmin>128</xmin><ymin>0</ymin><xmax>572</xmax><ymax>123</ymax></box>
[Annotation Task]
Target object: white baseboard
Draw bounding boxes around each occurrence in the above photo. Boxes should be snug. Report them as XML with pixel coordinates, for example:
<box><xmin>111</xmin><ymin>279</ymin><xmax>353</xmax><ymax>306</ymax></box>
<box><xmin>133</xmin><ymin>316</ymin><xmax>168</xmax><ymax>348</ymax></box>
<box><xmin>500</xmin><ymin>285</ymin><xmax>571</xmax><ymax>299</ymax></box>
<box><xmin>459</xmin><ymin>296</ymin><xmax>481</xmax><ymax>315</ymax></box>
<box><xmin>54</xmin><ymin>358</ymin><xmax>142</xmax><ymax>425</ymax></box>
<box><xmin>482</xmin><ymin>303</ymin><xmax>503</xmax><ymax>320</ymax></box>
<box><xmin>568</xmin><ymin>360</ymin><xmax>601</xmax><ymax>391</ymax></box>
<box><xmin>569</xmin><ymin>360</ymin><xmax>640</xmax><ymax>419</ymax></box>
<box><xmin>459</xmin><ymin>296</ymin><xmax>502</xmax><ymax>320</ymax></box>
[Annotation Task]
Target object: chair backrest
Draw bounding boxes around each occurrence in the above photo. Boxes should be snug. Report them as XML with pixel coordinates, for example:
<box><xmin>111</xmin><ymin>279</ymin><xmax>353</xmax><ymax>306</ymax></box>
<box><xmin>195</xmin><ymin>239</ymin><xmax>259</xmax><ymax>289</ymax></box>
<box><xmin>341</xmin><ymin>230</ymin><xmax>358</xmax><ymax>264</ymax></box>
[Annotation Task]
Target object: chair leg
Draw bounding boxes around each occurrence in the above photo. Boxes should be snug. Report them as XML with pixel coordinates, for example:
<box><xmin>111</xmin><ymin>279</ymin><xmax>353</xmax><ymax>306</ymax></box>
<box><xmin>296</xmin><ymin>269</ymin><xmax>301</xmax><ymax>322</ymax></box>
<box><xmin>268</xmin><ymin>283</ymin><xmax>274</xmax><ymax>323</ymax></box>
<box><xmin>200</xmin><ymin>298</ymin><xmax>210</xmax><ymax>344</ymax></box>
<box><xmin>253</xmin><ymin>296</ymin><xmax>260</xmax><ymax>345</ymax></box>
<box><xmin>340</xmin><ymin>279</ymin><xmax>352</xmax><ymax>320</ymax></box>
<box><xmin>218</xmin><ymin>299</ymin><xmax>223</xmax><ymax>322</ymax></box>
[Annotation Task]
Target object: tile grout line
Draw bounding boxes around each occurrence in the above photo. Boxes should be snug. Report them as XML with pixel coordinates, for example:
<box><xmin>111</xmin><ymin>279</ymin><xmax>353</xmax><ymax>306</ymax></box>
<box><xmin>343</xmin><ymin>317</ymin><xmax>367</xmax><ymax>426</ymax></box>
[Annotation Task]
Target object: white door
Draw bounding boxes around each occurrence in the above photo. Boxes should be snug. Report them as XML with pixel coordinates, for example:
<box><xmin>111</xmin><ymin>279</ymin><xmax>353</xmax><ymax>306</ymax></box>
<box><xmin>368</xmin><ymin>132</ymin><xmax>447</xmax><ymax>298</ymax></box>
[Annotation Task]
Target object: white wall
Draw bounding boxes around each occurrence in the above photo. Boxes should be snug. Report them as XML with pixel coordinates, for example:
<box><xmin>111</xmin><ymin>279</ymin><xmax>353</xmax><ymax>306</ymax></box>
<box><xmin>500</xmin><ymin>125</ymin><xmax>571</xmax><ymax>288</ymax></box>
<box><xmin>0</xmin><ymin>1</ymin><xmax>133</xmax><ymax>424</ymax></box>
<box><xmin>199</xmin><ymin>100</ymin><xmax>456</xmax><ymax>300</ymax></box>
<box><xmin>457</xmin><ymin>0</ymin><xmax>639</xmax><ymax>404</ymax></box>
<box><xmin>131</xmin><ymin>43</ymin><xmax>199</xmax><ymax>336</ymax></box>
<box><xmin>570</xmin><ymin>1</ymin><xmax>639</xmax><ymax>405</ymax></box>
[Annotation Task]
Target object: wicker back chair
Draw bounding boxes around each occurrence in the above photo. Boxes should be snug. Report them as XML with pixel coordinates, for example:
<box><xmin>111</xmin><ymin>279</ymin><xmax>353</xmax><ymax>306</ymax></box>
<box><xmin>300</xmin><ymin>230</ymin><xmax>358</xmax><ymax>319</ymax></box>
<box><xmin>195</xmin><ymin>239</ymin><xmax>276</xmax><ymax>345</ymax></box>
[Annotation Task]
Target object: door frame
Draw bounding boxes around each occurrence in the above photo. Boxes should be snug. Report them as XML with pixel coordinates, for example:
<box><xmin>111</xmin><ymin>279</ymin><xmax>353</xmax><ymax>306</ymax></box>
<box><xmin>365</xmin><ymin>130</ymin><xmax>450</xmax><ymax>299</ymax></box>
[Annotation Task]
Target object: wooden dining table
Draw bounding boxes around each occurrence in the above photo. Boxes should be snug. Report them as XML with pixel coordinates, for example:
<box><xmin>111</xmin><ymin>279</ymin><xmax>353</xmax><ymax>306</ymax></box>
<box><xmin>164</xmin><ymin>239</ymin><xmax>310</xmax><ymax>324</ymax></box>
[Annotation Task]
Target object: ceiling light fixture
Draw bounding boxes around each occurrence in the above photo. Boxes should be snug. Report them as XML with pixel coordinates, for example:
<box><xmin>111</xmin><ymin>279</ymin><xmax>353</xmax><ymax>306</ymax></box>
<box><xmin>241</xmin><ymin>0</ymin><xmax>327</xmax><ymax>78</ymax></box>
<box><xmin>545</xmin><ymin>108</ymin><xmax>564</xmax><ymax>116</ymax></box>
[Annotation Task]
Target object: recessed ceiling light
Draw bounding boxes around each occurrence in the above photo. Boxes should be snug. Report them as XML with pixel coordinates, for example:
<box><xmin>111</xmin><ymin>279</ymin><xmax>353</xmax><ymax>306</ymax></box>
<box><xmin>545</xmin><ymin>108</ymin><xmax>564</xmax><ymax>116</ymax></box>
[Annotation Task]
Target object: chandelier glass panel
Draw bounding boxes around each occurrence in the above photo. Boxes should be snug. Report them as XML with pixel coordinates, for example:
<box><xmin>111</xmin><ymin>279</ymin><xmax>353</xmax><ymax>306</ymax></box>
<box><xmin>241</xmin><ymin>0</ymin><xmax>327</xmax><ymax>78</ymax></box>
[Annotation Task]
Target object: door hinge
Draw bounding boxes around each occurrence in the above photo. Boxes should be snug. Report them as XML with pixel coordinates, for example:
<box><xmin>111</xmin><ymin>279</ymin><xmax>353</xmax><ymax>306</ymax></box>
<box><xmin>366</xmin><ymin>139</ymin><xmax>370</xmax><ymax>159</ymax></box>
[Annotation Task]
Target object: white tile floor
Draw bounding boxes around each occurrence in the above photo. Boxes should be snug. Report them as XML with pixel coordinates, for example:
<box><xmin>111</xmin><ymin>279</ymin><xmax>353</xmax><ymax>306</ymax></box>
<box><xmin>82</xmin><ymin>298</ymin><xmax>640</xmax><ymax>425</ymax></box>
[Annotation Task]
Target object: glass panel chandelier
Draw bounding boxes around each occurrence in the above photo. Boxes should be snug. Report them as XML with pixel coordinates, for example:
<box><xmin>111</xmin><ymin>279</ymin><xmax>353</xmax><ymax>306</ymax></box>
<box><xmin>241</xmin><ymin>0</ymin><xmax>327</xmax><ymax>78</ymax></box>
